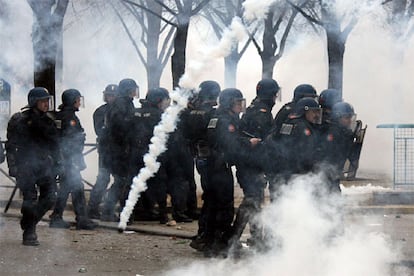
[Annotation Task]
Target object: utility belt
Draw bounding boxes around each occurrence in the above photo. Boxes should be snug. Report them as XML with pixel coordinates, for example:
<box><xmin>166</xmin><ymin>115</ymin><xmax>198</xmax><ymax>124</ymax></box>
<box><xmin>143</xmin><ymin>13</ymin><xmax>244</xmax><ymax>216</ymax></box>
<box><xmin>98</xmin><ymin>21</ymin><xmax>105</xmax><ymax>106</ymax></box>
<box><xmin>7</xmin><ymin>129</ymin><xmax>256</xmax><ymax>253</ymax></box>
<box><xmin>195</xmin><ymin>141</ymin><xmax>211</xmax><ymax>158</ymax></box>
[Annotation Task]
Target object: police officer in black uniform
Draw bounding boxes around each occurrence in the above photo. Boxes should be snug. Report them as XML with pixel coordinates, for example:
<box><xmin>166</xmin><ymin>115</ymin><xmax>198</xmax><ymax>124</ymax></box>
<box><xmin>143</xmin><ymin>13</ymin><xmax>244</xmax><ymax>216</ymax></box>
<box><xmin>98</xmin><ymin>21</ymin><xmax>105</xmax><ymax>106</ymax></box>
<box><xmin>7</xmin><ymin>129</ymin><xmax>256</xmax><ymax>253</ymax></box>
<box><xmin>319</xmin><ymin>88</ymin><xmax>342</xmax><ymax>125</ymax></box>
<box><xmin>268</xmin><ymin>97</ymin><xmax>322</xmax><ymax>181</ymax></box>
<box><xmin>49</xmin><ymin>89</ymin><xmax>97</xmax><ymax>230</ymax></box>
<box><xmin>87</xmin><ymin>84</ymin><xmax>118</xmax><ymax>219</ymax></box>
<box><xmin>205</xmin><ymin>88</ymin><xmax>261</xmax><ymax>256</ymax></box>
<box><xmin>132</xmin><ymin>88</ymin><xmax>170</xmax><ymax>224</ymax></box>
<box><xmin>272</xmin><ymin>84</ymin><xmax>317</xmax><ymax>133</ymax></box>
<box><xmin>230</xmin><ymin>78</ymin><xmax>280</xmax><ymax>249</ymax></box>
<box><xmin>101</xmin><ymin>78</ymin><xmax>139</xmax><ymax>221</ymax></box>
<box><xmin>183</xmin><ymin>80</ymin><xmax>221</xmax><ymax>250</ymax></box>
<box><xmin>320</xmin><ymin>102</ymin><xmax>356</xmax><ymax>193</ymax></box>
<box><xmin>6</xmin><ymin>87</ymin><xmax>59</xmax><ymax>245</ymax></box>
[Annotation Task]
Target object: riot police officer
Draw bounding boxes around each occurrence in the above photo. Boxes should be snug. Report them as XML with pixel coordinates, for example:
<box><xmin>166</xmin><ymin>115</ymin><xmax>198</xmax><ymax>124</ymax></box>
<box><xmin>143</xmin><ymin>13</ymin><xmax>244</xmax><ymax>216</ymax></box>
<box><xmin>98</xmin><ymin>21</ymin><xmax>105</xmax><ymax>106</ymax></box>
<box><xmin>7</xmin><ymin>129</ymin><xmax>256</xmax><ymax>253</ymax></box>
<box><xmin>268</xmin><ymin>97</ymin><xmax>322</xmax><ymax>180</ymax></box>
<box><xmin>319</xmin><ymin>88</ymin><xmax>342</xmax><ymax>124</ymax></box>
<box><xmin>273</xmin><ymin>84</ymin><xmax>317</xmax><ymax>133</ymax></box>
<box><xmin>87</xmin><ymin>84</ymin><xmax>118</xmax><ymax>219</ymax></box>
<box><xmin>6</xmin><ymin>87</ymin><xmax>59</xmax><ymax>245</ymax></box>
<box><xmin>132</xmin><ymin>88</ymin><xmax>170</xmax><ymax>224</ymax></box>
<box><xmin>320</xmin><ymin>102</ymin><xmax>356</xmax><ymax>193</ymax></box>
<box><xmin>183</xmin><ymin>80</ymin><xmax>221</xmax><ymax>250</ymax></box>
<box><xmin>49</xmin><ymin>89</ymin><xmax>97</xmax><ymax>230</ymax></box>
<box><xmin>205</xmin><ymin>88</ymin><xmax>261</xmax><ymax>256</ymax></box>
<box><xmin>231</xmin><ymin>78</ymin><xmax>280</xmax><ymax>249</ymax></box>
<box><xmin>101</xmin><ymin>78</ymin><xmax>139</xmax><ymax>221</ymax></box>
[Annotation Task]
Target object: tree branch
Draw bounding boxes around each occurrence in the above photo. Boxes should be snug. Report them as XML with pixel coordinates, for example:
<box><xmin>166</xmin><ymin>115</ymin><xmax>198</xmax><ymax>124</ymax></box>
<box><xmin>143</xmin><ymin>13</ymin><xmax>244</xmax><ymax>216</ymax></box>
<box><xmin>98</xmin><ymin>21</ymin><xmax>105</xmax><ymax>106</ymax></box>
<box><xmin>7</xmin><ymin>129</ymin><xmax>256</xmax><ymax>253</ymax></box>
<box><xmin>285</xmin><ymin>0</ymin><xmax>323</xmax><ymax>26</ymax></box>
<box><xmin>192</xmin><ymin>0</ymin><xmax>210</xmax><ymax>16</ymax></box>
<box><xmin>154</xmin><ymin>0</ymin><xmax>178</xmax><ymax>16</ymax></box>
<box><xmin>122</xmin><ymin>0</ymin><xmax>178</xmax><ymax>27</ymax></box>
<box><xmin>341</xmin><ymin>15</ymin><xmax>358</xmax><ymax>42</ymax></box>
<box><xmin>111</xmin><ymin>2</ymin><xmax>147</xmax><ymax>67</ymax></box>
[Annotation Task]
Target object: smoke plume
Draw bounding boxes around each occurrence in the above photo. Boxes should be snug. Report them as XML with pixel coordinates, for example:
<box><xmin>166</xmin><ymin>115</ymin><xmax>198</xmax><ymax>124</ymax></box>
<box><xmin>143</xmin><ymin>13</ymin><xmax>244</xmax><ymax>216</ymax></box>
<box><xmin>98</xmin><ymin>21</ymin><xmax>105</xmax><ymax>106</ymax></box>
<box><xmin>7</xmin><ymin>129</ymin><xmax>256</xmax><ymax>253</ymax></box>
<box><xmin>165</xmin><ymin>174</ymin><xmax>401</xmax><ymax>276</ymax></box>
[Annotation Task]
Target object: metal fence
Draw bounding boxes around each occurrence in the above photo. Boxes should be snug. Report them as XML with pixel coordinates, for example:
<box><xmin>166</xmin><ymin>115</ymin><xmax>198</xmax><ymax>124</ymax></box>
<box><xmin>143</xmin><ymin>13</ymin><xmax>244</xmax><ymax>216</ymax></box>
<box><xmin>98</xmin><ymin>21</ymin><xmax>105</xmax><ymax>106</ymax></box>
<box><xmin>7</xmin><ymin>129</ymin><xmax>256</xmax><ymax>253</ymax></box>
<box><xmin>377</xmin><ymin>124</ymin><xmax>414</xmax><ymax>189</ymax></box>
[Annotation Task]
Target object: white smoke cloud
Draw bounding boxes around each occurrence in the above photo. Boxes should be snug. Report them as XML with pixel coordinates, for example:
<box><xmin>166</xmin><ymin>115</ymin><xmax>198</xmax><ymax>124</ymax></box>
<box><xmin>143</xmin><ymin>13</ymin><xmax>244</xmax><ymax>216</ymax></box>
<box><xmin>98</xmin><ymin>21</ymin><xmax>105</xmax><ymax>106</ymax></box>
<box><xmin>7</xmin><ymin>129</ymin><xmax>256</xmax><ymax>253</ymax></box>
<box><xmin>165</xmin><ymin>174</ymin><xmax>401</xmax><ymax>276</ymax></box>
<box><xmin>242</xmin><ymin>0</ymin><xmax>277</xmax><ymax>22</ymax></box>
<box><xmin>118</xmin><ymin>87</ymin><xmax>192</xmax><ymax>230</ymax></box>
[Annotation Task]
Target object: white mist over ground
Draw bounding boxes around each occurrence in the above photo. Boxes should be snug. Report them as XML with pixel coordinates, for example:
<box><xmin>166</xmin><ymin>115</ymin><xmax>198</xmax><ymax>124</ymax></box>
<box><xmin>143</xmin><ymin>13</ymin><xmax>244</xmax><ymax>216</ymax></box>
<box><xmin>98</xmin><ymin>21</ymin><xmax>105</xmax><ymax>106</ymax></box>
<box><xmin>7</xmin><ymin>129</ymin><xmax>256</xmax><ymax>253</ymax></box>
<box><xmin>166</xmin><ymin>174</ymin><xmax>401</xmax><ymax>276</ymax></box>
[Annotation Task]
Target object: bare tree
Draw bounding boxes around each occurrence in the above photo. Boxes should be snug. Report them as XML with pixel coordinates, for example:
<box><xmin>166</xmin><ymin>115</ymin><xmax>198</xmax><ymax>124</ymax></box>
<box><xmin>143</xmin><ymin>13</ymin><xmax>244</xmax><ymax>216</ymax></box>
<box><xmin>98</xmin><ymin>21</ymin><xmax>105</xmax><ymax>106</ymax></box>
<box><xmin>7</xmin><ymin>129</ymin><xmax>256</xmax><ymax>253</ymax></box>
<box><xmin>114</xmin><ymin>0</ymin><xmax>175</xmax><ymax>89</ymax></box>
<box><xmin>289</xmin><ymin>0</ymin><xmax>358</xmax><ymax>96</ymax></box>
<box><xmin>250</xmin><ymin>1</ymin><xmax>308</xmax><ymax>79</ymax></box>
<box><xmin>121</xmin><ymin>0</ymin><xmax>210</xmax><ymax>88</ymax></box>
<box><xmin>203</xmin><ymin>0</ymin><xmax>252</xmax><ymax>87</ymax></box>
<box><xmin>383</xmin><ymin>0</ymin><xmax>414</xmax><ymax>41</ymax></box>
<box><xmin>27</xmin><ymin>0</ymin><xmax>69</xmax><ymax>107</ymax></box>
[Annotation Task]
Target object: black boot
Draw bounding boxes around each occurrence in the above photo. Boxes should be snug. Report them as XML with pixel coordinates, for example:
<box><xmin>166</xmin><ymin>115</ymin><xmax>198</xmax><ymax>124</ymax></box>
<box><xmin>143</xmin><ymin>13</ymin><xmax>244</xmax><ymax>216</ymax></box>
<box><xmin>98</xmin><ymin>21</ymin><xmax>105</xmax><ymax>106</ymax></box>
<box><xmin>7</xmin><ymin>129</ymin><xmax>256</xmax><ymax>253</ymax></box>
<box><xmin>22</xmin><ymin>226</ymin><xmax>39</xmax><ymax>246</ymax></box>
<box><xmin>76</xmin><ymin>216</ymin><xmax>98</xmax><ymax>230</ymax></box>
<box><xmin>49</xmin><ymin>214</ymin><xmax>71</xmax><ymax>229</ymax></box>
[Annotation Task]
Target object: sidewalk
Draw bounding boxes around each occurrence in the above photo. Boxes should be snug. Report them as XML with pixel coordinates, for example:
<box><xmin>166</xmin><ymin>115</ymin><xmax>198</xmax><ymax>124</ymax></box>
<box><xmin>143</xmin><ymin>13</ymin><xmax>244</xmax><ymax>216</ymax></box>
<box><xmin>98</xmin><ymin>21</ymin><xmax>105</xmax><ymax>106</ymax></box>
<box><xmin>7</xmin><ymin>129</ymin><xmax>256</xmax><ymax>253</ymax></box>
<box><xmin>1</xmin><ymin>175</ymin><xmax>414</xmax><ymax>239</ymax></box>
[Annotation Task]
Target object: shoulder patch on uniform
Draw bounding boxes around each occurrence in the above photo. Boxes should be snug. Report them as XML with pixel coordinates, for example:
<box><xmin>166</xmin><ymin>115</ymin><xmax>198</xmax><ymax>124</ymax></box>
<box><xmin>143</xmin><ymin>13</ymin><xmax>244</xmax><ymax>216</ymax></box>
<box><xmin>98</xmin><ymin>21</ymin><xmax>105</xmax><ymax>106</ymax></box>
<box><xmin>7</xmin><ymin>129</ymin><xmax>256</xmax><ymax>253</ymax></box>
<box><xmin>207</xmin><ymin>118</ymin><xmax>218</xmax><ymax>129</ymax></box>
<box><xmin>70</xmin><ymin>120</ymin><xmax>77</xmax><ymax>127</ymax></box>
<box><xmin>280</xmin><ymin>123</ymin><xmax>293</xmax><ymax>135</ymax></box>
<box><xmin>228</xmin><ymin>124</ymin><xmax>236</xmax><ymax>133</ymax></box>
<box><xmin>304</xmin><ymin>128</ymin><xmax>311</xmax><ymax>136</ymax></box>
<box><xmin>327</xmin><ymin>133</ymin><xmax>334</xmax><ymax>142</ymax></box>
<box><xmin>260</xmin><ymin>108</ymin><xmax>267</xmax><ymax>113</ymax></box>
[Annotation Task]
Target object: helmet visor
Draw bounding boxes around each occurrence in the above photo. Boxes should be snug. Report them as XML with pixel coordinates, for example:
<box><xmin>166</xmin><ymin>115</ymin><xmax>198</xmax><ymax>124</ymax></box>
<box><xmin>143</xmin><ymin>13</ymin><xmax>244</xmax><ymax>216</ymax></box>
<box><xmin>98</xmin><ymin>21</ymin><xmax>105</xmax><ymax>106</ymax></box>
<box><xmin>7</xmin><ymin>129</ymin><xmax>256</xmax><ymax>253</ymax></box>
<box><xmin>305</xmin><ymin>108</ymin><xmax>322</xmax><ymax>125</ymax></box>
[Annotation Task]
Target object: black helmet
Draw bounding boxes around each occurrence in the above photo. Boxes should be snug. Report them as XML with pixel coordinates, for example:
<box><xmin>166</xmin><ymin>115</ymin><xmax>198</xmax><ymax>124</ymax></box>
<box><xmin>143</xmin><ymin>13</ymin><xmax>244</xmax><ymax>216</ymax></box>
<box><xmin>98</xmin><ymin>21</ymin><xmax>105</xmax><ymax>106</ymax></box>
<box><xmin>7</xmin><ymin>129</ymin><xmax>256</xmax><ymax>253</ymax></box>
<box><xmin>332</xmin><ymin>102</ymin><xmax>355</xmax><ymax>120</ymax></box>
<box><xmin>118</xmin><ymin>78</ymin><xmax>139</xmax><ymax>97</ymax></box>
<box><xmin>103</xmin><ymin>84</ymin><xmax>118</xmax><ymax>95</ymax></box>
<box><xmin>256</xmin><ymin>78</ymin><xmax>280</xmax><ymax>99</ymax></box>
<box><xmin>28</xmin><ymin>87</ymin><xmax>51</xmax><ymax>108</ymax></box>
<box><xmin>319</xmin><ymin>89</ymin><xmax>342</xmax><ymax>110</ymax></box>
<box><xmin>294</xmin><ymin>97</ymin><xmax>321</xmax><ymax>117</ymax></box>
<box><xmin>293</xmin><ymin>84</ymin><xmax>317</xmax><ymax>102</ymax></box>
<box><xmin>145</xmin><ymin>87</ymin><xmax>170</xmax><ymax>106</ymax></box>
<box><xmin>61</xmin><ymin>89</ymin><xmax>82</xmax><ymax>107</ymax></box>
<box><xmin>199</xmin><ymin>80</ymin><xmax>220</xmax><ymax>103</ymax></box>
<box><xmin>219</xmin><ymin>88</ymin><xmax>244</xmax><ymax>110</ymax></box>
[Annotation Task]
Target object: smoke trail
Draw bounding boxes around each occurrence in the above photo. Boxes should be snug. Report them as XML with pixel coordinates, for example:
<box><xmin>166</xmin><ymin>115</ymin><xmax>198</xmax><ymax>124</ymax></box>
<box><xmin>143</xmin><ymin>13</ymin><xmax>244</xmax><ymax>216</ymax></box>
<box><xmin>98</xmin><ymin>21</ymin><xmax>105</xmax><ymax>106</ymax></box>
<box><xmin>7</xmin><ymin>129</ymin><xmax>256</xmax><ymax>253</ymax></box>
<box><xmin>165</xmin><ymin>173</ymin><xmax>401</xmax><ymax>276</ymax></box>
<box><xmin>118</xmin><ymin>87</ymin><xmax>191</xmax><ymax>230</ymax></box>
<box><xmin>118</xmin><ymin>0</ymin><xmax>289</xmax><ymax>230</ymax></box>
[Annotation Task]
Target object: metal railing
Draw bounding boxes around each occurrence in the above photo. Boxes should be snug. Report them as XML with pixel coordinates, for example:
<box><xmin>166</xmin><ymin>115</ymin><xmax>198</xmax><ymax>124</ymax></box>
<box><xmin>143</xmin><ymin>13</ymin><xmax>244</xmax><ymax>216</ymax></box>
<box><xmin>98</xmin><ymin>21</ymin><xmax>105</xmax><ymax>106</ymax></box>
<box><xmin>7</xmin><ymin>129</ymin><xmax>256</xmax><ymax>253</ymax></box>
<box><xmin>377</xmin><ymin>124</ymin><xmax>414</xmax><ymax>189</ymax></box>
<box><xmin>1</xmin><ymin>142</ymin><xmax>98</xmax><ymax>213</ymax></box>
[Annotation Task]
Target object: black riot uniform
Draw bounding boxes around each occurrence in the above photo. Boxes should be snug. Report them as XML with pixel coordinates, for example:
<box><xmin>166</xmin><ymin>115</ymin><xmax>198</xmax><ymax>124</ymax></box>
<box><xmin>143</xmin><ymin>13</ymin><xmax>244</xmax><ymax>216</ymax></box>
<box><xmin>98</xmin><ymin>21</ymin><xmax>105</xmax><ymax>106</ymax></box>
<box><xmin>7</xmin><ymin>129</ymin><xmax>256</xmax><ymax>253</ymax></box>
<box><xmin>87</xmin><ymin>84</ymin><xmax>118</xmax><ymax>219</ymax></box>
<box><xmin>231</xmin><ymin>79</ymin><xmax>279</xmax><ymax>249</ymax></box>
<box><xmin>131</xmin><ymin>88</ymin><xmax>170</xmax><ymax>224</ymax></box>
<box><xmin>319</xmin><ymin>102</ymin><xmax>355</xmax><ymax>193</ymax></box>
<box><xmin>272</xmin><ymin>84</ymin><xmax>317</xmax><ymax>134</ymax></box>
<box><xmin>205</xmin><ymin>88</ymin><xmax>257</xmax><ymax>256</ymax></box>
<box><xmin>49</xmin><ymin>89</ymin><xmax>97</xmax><ymax>230</ymax></box>
<box><xmin>181</xmin><ymin>81</ymin><xmax>220</xmax><ymax>250</ymax></box>
<box><xmin>6</xmin><ymin>87</ymin><xmax>59</xmax><ymax>246</ymax></box>
<box><xmin>267</xmin><ymin>97</ymin><xmax>322</xmax><ymax>184</ymax></box>
<box><xmin>101</xmin><ymin>79</ymin><xmax>139</xmax><ymax>221</ymax></box>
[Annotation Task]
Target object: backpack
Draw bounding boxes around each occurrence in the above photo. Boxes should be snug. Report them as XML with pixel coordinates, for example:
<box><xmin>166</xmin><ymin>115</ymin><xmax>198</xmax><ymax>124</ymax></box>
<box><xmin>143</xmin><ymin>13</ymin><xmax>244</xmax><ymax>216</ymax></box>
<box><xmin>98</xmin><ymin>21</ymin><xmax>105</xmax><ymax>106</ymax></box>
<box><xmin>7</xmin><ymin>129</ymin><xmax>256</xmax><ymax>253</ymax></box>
<box><xmin>5</xmin><ymin>112</ymin><xmax>28</xmax><ymax>176</ymax></box>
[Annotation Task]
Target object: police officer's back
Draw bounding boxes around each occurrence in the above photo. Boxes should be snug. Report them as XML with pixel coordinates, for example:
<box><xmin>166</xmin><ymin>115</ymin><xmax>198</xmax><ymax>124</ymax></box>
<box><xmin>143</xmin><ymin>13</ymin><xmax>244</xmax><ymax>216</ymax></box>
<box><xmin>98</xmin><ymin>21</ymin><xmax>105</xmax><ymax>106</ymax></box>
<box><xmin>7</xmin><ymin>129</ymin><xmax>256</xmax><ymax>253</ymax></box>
<box><xmin>6</xmin><ymin>87</ymin><xmax>59</xmax><ymax>245</ymax></box>
<box><xmin>273</xmin><ymin>84</ymin><xmax>317</xmax><ymax>134</ymax></box>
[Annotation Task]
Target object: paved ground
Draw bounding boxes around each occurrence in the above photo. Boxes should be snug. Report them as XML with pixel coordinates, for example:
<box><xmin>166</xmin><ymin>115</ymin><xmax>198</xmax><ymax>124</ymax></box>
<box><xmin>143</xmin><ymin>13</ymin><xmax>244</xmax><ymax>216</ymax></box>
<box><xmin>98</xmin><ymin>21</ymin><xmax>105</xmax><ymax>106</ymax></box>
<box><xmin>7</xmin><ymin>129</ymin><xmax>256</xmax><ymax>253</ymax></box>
<box><xmin>0</xmin><ymin>173</ymin><xmax>413</xmax><ymax>275</ymax></box>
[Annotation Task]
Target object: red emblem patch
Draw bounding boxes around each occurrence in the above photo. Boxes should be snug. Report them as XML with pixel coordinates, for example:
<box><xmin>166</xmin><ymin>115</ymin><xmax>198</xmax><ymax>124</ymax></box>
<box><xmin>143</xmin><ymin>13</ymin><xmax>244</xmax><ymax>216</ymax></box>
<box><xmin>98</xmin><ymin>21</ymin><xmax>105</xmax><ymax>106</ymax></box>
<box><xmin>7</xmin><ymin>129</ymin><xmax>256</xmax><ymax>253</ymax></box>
<box><xmin>70</xmin><ymin>120</ymin><xmax>77</xmax><ymax>127</ymax></box>
<box><xmin>228</xmin><ymin>124</ymin><xmax>236</xmax><ymax>132</ymax></box>
<box><xmin>304</xmin><ymin>128</ymin><xmax>311</xmax><ymax>136</ymax></box>
<box><xmin>327</xmin><ymin>134</ymin><xmax>334</xmax><ymax>142</ymax></box>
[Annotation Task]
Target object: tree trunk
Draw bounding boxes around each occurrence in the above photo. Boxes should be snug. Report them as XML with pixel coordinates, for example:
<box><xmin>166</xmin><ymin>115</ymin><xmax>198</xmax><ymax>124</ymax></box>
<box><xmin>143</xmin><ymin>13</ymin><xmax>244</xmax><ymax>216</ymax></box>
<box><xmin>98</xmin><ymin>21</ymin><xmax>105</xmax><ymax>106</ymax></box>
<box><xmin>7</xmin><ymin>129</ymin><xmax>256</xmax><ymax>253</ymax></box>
<box><xmin>146</xmin><ymin>1</ymin><xmax>162</xmax><ymax>90</ymax></box>
<box><xmin>326</xmin><ymin>31</ymin><xmax>345</xmax><ymax>96</ymax></box>
<box><xmin>171</xmin><ymin>21</ymin><xmax>189</xmax><ymax>89</ymax></box>
<box><xmin>224</xmin><ymin>50</ymin><xmax>239</xmax><ymax>88</ymax></box>
<box><xmin>29</xmin><ymin>0</ymin><xmax>68</xmax><ymax>110</ymax></box>
<box><xmin>261</xmin><ymin>10</ymin><xmax>277</xmax><ymax>79</ymax></box>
